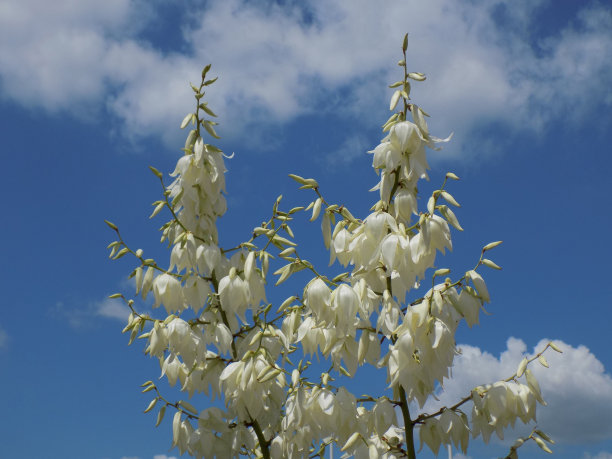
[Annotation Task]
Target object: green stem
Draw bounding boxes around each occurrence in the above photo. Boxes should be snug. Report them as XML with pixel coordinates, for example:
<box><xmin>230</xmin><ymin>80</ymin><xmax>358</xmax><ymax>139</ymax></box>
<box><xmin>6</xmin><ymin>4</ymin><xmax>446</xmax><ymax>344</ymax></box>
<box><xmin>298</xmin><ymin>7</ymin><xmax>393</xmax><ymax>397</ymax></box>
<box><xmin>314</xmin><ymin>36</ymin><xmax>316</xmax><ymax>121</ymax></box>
<box><xmin>250</xmin><ymin>418</ymin><xmax>271</xmax><ymax>459</ymax></box>
<box><xmin>399</xmin><ymin>386</ymin><xmax>416</xmax><ymax>459</ymax></box>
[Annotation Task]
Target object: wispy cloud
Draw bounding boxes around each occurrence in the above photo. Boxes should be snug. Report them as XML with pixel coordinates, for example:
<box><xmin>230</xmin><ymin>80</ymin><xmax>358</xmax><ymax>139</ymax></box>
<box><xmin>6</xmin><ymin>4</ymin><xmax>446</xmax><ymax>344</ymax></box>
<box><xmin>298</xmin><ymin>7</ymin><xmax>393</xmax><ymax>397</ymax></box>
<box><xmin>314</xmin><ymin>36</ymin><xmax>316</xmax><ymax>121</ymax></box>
<box><xmin>423</xmin><ymin>337</ymin><xmax>612</xmax><ymax>445</ymax></box>
<box><xmin>583</xmin><ymin>452</ymin><xmax>612</xmax><ymax>459</ymax></box>
<box><xmin>50</xmin><ymin>297</ymin><xmax>129</xmax><ymax>329</ymax></box>
<box><xmin>96</xmin><ymin>297</ymin><xmax>130</xmax><ymax>321</ymax></box>
<box><xmin>1</xmin><ymin>0</ymin><xmax>610</xmax><ymax>155</ymax></box>
<box><xmin>325</xmin><ymin>134</ymin><xmax>372</xmax><ymax>166</ymax></box>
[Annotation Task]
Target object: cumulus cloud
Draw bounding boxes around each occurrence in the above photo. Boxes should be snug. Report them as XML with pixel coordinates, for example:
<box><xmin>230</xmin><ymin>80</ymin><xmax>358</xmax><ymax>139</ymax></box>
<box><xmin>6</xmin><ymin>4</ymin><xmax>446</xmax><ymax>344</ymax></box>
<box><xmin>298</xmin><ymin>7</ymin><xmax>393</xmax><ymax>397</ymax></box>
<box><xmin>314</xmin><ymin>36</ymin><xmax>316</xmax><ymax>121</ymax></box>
<box><xmin>1</xmin><ymin>0</ymin><xmax>610</xmax><ymax>155</ymax></box>
<box><xmin>422</xmin><ymin>337</ymin><xmax>612</xmax><ymax>445</ymax></box>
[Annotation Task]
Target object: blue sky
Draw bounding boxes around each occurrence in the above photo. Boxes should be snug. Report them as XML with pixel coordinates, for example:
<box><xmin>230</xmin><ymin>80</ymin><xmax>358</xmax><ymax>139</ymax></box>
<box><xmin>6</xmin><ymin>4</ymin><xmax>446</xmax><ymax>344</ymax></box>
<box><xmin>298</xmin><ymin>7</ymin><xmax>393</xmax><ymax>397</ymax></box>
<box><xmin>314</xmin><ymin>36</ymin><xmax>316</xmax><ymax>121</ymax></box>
<box><xmin>1</xmin><ymin>0</ymin><xmax>612</xmax><ymax>458</ymax></box>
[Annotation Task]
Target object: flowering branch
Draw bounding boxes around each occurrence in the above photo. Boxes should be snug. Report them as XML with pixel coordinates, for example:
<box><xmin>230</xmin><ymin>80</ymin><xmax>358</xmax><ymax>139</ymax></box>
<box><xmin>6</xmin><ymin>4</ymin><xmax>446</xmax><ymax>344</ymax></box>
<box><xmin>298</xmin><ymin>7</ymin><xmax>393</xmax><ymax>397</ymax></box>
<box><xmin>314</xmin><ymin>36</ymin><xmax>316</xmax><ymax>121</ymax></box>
<box><xmin>106</xmin><ymin>33</ymin><xmax>558</xmax><ymax>459</ymax></box>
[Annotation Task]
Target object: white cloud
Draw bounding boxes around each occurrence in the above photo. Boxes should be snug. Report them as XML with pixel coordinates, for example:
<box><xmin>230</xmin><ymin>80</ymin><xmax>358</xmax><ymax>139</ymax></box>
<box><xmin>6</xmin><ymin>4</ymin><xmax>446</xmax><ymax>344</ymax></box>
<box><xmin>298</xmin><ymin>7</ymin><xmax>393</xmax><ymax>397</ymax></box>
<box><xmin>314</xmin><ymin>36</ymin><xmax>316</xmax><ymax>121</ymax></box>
<box><xmin>325</xmin><ymin>134</ymin><xmax>371</xmax><ymax>166</ymax></box>
<box><xmin>96</xmin><ymin>297</ymin><xmax>130</xmax><ymax>321</ymax></box>
<box><xmin>49</xmin><ymin>296</ymin><xmax>129</xmax><ymax>328</ymax></box>
<box><xmin>583</xmin><ymin>452</ymin><xmax>612</xmax><ymax>459</ymax></box>
<box><xmin>423</xmin><ymin>337</ymin><xmax>612</xmax><ymax>445</ymax></box>
<box><xmin>1</xmin><ymin>0</ymin><xmax>610</xmax><ymax>155</ymax></box>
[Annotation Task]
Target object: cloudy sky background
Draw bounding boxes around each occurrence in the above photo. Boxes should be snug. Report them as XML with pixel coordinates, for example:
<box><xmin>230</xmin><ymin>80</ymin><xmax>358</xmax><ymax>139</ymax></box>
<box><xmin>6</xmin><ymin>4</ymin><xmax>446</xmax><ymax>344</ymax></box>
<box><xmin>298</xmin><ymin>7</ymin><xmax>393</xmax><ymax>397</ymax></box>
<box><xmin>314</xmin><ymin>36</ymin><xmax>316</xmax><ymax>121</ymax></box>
<box><xmin>1</xmin><ymin>0</ymin><xmax>611</xmax><ymax>458</ymax></box>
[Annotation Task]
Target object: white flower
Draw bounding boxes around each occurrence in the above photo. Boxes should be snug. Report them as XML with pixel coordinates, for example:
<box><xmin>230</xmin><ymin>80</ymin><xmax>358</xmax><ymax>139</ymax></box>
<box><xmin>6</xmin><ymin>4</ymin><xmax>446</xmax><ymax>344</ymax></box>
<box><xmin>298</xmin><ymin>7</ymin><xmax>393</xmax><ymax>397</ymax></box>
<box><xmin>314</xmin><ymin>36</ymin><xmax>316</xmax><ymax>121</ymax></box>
<box><xmin>331</xmin><ymin>284</ymin><xmax>360</xmax><ymax>333</ymax></box>
<box><xmin>373</xmin><ymin>398</ymin><xmax>397</xmax><ymax>436</ymax></box>
<box><xmin>305</xmin><ymin>278</ymin><xmax>332</xmax><ymax>321</ymax></box>
<box><xmin>394</xmin><ymin>188</ymin><xmax>418</xmax><ymax>222</ymax></box>
<box><xmin>218</xmin><ymin>268</ymin><xmax>250</xmax><ymax>319</ymax></box>
<box><xmin>418</xmin><ymin>418</ymin><xmax>443</xmax><ymax>455</ymax></box>
<box><xmin>183</xmin><ymin>275</ymin><xmax>212</xmax><ymax>313</ymax></box>
<box><xmin>196</xmin><ymin>243</ymin><xmax>221</xmax><ymax>275</ymax></box>
<box><xmin>466</xmin><ymin>269</ymin><xmax>490</xmax><ymax>303</ymax></box>
<box><xmin>450</xmin><ymin>288</ymin><xmax>481</xmax><ymax>327</ymax></box>
<box><xmin>153</xmin><ymin>273</ymin><xmax>185</xmax><ymax>313</ymax></box>
<box><xmin>389</xmin><ymin>121</ymin><xmax>424</xmax><ymax>154</ymax></box>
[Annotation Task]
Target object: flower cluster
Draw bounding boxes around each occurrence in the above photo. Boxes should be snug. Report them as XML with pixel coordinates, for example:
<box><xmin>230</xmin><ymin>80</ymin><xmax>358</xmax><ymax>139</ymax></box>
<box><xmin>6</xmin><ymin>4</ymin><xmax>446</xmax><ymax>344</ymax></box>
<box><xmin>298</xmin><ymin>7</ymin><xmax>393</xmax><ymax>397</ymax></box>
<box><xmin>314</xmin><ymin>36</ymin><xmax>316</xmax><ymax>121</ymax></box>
<box><xmin>109</xmin><ymin>38</ymin><xmax>557</xmax><ymax>459</ymax></box>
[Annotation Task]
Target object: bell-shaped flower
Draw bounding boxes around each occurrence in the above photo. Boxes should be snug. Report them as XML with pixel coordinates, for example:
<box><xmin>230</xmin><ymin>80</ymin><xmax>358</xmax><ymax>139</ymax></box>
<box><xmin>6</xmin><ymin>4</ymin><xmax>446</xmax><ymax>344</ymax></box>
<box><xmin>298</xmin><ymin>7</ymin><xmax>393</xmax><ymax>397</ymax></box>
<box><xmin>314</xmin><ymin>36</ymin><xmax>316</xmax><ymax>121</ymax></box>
<box><xmin>510</xmin><ymin>382</ymin><xmax>537</xmax><ymax>423</ymax></box>
<box><xmin>466</xmin><ymin>269</ymin><xmax>490</xmax><ymax>303</ymax></box>
<box><xmin>407</xmin><ymin>144</ymin><xmax>430</xmax><ymax>181</ymax></box>
<box><xmin>357</xmin><ymin>329</ymin><xmax>381</xmax><ymax>365</ymax></box>
<box><xmin>379</xmin><ymin>170</ymin><xmax>394</xmax><ymax>204</ymax></box>
<box><xmin>145</xmin><ymin>321</ymin><xmax>168</xmax><ymax>358</ymax></box>
<box><xmin>420</xmin><ymin>214</ymin><xmax>452</xmax><ymax>255</ymax></box>
<box><xmin>330</xmin><ymin>336</ymin><xmax>359</xmax><ymax>376</ymax></box>
<box><xmin>450</xmin><ymin>288</ymin><xmax>481</xmax><ymax>327</ymax></box>
<box><xmin>370</xmin><ymin>141</ymin><xmax>400</xmax><ymax>171</ymax></box>
<box><xmin>389</xmin><ymin>121</ymin><xmax>424</xmax><ymax>154</ymax></box>
<box><xmin>438</xmin><ymin>409</ymin><xmax>469</xmax><ymax>452</ymax></box>
<box><xmin>218</xmin><ymin>268</ymin><xmax>249</xmax><ymax>318</ymax></box>
<box><xmin>153</xmin><ymin>273</ymin><xmax>185</xmax><ymax>313</ymax></box>
<box><xmin>161</xmin><ymin>353</ymin><xmax>188</xmax><ymax>387</ymax></box>
<box><xmin>394</xmin><ymin>188</ymin><xmax>418</xmax><ymax>222</ymax></box>
<box><xmin>183</xmin><ymin>275</ymin><xmax>212</xmax><ymax>313</ymax></box>
<box><xmin>380</xmin><ymin>231</ymin><xmax>410</xmax><ymax>272</ymax></box>
<box><xmin>331</xmin><ymin>284</ymin><xmax>360</xmax><ymax>331</ymax></box>
<box><xmin>332</xmin><ymin>227</ymin><xmax>352</xmax><ymax>266</ymax></box>
<box><xmin>167</xmin><ymin>318</ymin><xmax>191</xmax><ymax>351</ymax></box>
<box><xmin>305</xmin><ymin>278</ymin><xmax>332</xmax><ymax>321</ymax></box>
<box><xmin>364</xmin><ymin>212</ymin><xmax>394</xmax><ymax>241</ymax></box>
<box><xmin>196</xmin><ymin>243</ymin><xmax>221</xmax><ymax>275</ymax></box>
<box><xmin>377</xmin><ymin>290</ymin><xmax>401</xmax><ymax>335</ymax></box>
<box><xmin>213</xmin><ymin>322</ymin><xmax>233</xmax><ymax>356</ymax></box>
<box><xmin>372</xmin><ymin>398</ymin><xmax>397</xmax><ymax>436</ymax></box>
<box><xmin>418</xmin><ymin>418</ymin><xmax>443</xmax><ymax>455</ymax></box>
